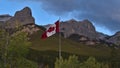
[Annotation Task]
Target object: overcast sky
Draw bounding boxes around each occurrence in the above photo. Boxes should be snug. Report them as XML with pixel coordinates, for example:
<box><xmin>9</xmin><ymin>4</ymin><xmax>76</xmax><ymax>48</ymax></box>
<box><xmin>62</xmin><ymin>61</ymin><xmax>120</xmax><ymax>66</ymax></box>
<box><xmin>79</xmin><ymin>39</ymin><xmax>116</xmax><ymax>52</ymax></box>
<box><xmin>0</xmin><ymin>0</ymin><xmax>120</xmax><ymax>35</ymax></box>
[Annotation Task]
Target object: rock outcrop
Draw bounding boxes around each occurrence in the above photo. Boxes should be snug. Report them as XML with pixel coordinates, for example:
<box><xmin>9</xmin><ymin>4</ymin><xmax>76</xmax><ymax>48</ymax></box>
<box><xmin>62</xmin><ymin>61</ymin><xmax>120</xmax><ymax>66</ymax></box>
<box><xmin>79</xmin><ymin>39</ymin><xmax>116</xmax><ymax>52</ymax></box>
<box><xmin>6</xmin><ymin>7</ymin><xmax>35</xmax><ymax>28</ymax></box>
<box><xmin>60</xmin><ymin>19</ymin><xmax>104</xmax><ymax>40</ymax></box>
<box><xmin>0</xmin><ymin>14</ymin><xmax>12</xmax><ymax>27</ymax></box>
<box><xmin>0</xmin><ymin>7</ymin><xmax>40</xmax><ymax>35</ymax></box>
<box><xmin>21</xmin><ymin>24</ymin><xmax>40</xmax><ymax>35</ymax></box>
<box><xmin>0</xmin><ymin>14</ymin><xmax>12</xmax><ymax>22</ymax></box>
<box><xmin>107</xmin><ymin>31</ymin><xmax>120</xmax><ymax>46</ymax></box>
<box><xmin>45</xmin><ymin>19</ymin><xmax>109</xmax><ymax>45</ymax></box>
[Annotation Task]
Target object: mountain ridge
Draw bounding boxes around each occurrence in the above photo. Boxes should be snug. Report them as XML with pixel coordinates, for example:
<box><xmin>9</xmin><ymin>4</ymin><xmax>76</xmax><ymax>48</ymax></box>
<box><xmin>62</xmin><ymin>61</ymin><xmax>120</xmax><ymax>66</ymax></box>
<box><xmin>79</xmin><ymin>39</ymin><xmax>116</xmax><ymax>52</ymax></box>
<box><xmin>45</xmin><ymin>19</ymin><xmax>120</xmax><ymax>46</ymax></box>
<box><xmin>0</xmin><ymin>7</ymin><xmax>120</xmax><ymax>46</ymax></box>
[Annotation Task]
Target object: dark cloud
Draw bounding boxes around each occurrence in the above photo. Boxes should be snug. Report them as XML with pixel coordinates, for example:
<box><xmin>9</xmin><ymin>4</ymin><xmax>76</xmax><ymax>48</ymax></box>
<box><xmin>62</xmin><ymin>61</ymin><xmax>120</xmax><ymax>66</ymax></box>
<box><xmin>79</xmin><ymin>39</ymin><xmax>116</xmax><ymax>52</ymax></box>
<box><xmin>36</xmin><ymin>0</ymin><xmax>120</xmax><ymax>33</ymax></box>
<box><xmin>10</xmin><ymin>0</ymin><xmax>120</xmax><ymax>33</ymax></box>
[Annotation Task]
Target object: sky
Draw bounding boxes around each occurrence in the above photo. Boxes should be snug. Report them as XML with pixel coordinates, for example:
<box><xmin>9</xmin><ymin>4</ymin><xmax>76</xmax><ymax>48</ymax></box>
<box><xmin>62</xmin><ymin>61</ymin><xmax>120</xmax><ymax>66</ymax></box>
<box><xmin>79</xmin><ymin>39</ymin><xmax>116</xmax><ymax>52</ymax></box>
<box><xmin>0</xmin><ymin>0</ymin><xmax>120</xmax><ymax>35</ymax></box>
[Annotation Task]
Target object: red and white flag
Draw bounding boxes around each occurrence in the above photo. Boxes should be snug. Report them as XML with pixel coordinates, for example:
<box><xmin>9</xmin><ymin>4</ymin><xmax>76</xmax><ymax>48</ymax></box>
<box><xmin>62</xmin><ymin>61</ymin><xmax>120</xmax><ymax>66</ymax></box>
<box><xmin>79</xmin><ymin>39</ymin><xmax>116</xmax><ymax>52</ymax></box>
<box><xmin>41</xmin><ymin>20</ymin><xmax>59</xmax><ymax>39</ymax></box>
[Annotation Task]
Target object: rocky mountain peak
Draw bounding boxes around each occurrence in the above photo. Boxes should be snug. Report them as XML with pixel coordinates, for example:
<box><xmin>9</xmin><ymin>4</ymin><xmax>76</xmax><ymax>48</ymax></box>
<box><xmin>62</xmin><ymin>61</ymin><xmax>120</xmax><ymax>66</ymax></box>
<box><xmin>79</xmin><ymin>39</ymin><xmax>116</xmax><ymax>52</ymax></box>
<box><xmin>82</xmin><ymin>19</ymin><xmax>93</xmax><ymax>26</ymax></box>
<box><xmin>0</xmin><ymin>14</ymin><xmax>11</xmax><ymax>18</ymax></box>
<box><xmin>82</xmin><ymin>19</ymin><xmax>90</xmax><ymax>23</ymax></box>
<box><xmin>115</xmin><ymin>31</ymin><xmax>120</xmax><ymax>36</ymax></box>
<box><xmin>14</xmin><ymin>7</ymin><xmax>32</xmax><ymax>17</ymax></box>
<box><xmin>6</xmin><ymin>7</ymin><xmax>35</xmax><ymax>28</ymax></box>
<box><xmin>67</xmin><ymin>19</ymin><xmax>77</xmax><ymax>23</ymax></box>
<box><xmin>81</xmin><ymin>19</ymin><xmax>96</xmax><ymax>32</ymax></box>
<box><xmin>0</xmin><ymin>14</ymin><xmax>12</xmax><ymax>22</ymax></box>
<box><xmin>60</xmin><ymin>19</ymin><xmax>98</xmax><ymax>39</ymax></box>
<box><xmin>0</xmin><ymin>14</ymin><xmax>12</xmax><ymax>27</ymax></box>
<box><xmin>107</xmin><ymin>31</ymin><xmax>120</xmax><ymax>45</ymax></box>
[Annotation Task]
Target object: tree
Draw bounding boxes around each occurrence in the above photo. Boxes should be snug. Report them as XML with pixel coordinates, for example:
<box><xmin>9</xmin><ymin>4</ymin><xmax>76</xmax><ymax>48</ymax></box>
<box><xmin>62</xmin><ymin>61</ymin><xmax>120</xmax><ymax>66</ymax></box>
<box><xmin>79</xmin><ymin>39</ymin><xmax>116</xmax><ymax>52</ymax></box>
<box><xmin>0</xmin><ymin>29</ymin><xmax>9</xmax><ymax>68</ymax></box>
<box><xmin>55</xmin><ymin>55</ymin><xmax>80</xmax><ymax>68</ymax></box>
<box><xmin>0</xmin><ymin>28</ymin><xmax>38</xmax><ymax>68</ymax></box>
<box><xmin>55</xmin><ymin>56</ymin><xmax>109</xmax><ymax>68</ymax></box>
<box><xmin>80</xmin><ymin>57</ymin><xmax>101</xmax><ymax>68</ymax></box>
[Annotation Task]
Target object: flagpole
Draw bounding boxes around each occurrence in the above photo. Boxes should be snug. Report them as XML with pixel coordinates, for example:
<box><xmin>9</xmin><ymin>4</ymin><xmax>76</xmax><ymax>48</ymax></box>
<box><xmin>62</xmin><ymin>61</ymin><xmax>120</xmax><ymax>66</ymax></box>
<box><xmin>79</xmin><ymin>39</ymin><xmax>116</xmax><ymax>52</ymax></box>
<box><xmin>59</xmin><ymin>19</ymin><xmax>61</xmax><ymax>59</ymax></box>
<box><xmin>59</xmin><ymin>32</ymin><xmax>61</xmax><ymax>58</ymax></box>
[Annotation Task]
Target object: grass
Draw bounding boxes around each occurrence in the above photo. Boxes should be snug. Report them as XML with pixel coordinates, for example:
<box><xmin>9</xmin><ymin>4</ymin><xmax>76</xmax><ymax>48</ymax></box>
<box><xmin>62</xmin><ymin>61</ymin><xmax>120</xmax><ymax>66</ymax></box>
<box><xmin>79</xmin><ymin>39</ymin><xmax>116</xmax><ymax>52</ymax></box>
<box><xmin>28</xmin><ymin>30</ymin><xmax>120</xmax><ymax>68</ymax></box>
<box><xmin>29</xmin><ymin>30</ymin><xmax>114</xmax><ymax>57</ymax></box>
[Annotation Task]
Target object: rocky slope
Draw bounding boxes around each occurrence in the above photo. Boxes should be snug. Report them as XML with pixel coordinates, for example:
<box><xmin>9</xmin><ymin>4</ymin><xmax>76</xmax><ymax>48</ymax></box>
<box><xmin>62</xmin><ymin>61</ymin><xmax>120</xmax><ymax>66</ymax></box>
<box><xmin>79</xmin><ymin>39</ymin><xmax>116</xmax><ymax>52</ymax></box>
<box><xmin>60</xmin><ymin>19</ymin><xmax>120</xmax><ymax>46</ymax></box>
<box><xmin>107</xmin><ymin>31</ymin><xmax>120</xmax><ymax>46</ymax></box>
<box><xmin>60</xmin><ymin>19</ymin><xmax>107</xmax><ymax>39</ymax></box>
<box><xmin>0</xmin><ymin>14</ymin><xmax>12</xmax><ymax>27</ymax></box>
<box><xmin>0</xmin><ymin>7</ymin><xmax>120</xmax><ymax>46</ymax></box>
<box><xmin>0</xmin><ymin>7</ymin><xmax>40</xmax><ymax>35</ymax></box>
<box><xmin>59</xmin><ymin>19</ymin><xmax>109</xmax><ymax>45</ymax></box>
<box><xmin>5</xmin><ymin>7</ymin><xmax>35</xmax><ymax>28</ymax></box>
<box><xmin>0</xmin><ymin>14</ymin><xmax>12</xmax><ymax>22</ymax></box>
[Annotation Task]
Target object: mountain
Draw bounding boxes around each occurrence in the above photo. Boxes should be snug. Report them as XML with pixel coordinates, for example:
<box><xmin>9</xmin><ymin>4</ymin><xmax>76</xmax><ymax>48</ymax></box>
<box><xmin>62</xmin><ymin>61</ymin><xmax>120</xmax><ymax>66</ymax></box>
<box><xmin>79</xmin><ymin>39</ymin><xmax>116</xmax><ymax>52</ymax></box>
<box><xmin>61</xmin><ymin>19</ymin><xmax>120</xmax><ymax>46</ymax></box>
<box><xmin>0</xmin><ymin>7</ymin><xmax>40</xmax><ymax>35</ymax></box>
<box><xmin>0</xmin><ymin>7</ymin><xmax>34</xmax><ymax>28</ymax></box>
<box><xmin>59</xmin><ymin>19</ymin><xmax>110</xmax><ymax>46</ymax></box>
<box><xmin>30</xmin><ymin>29</ymin><xmax>113</xmax><ymax>57</ymax></box>
<box><xmin>60</xmin><ymin>19</ymin><xmax>108</xmax><ymax>40</ymax></box>
<box><xmin>5</xmin><ymin>7</ymin><xmax>35</xmax><ymax>28</ymax></box>
<box><xmin>1</xmin><ymin>7</ymin><xmax>120</xmax><ymax>67</ymax></box>
<box><xmin>107</xmin><ymin>31</ymin><xmax>120</xmax><ymax>46</ymax></box>
<box><xmin>0</xmin><ymin>7</ymin><xmax>120</xmax><ymax>46</ymax></box>
<box><xmin>60</xmin><ymin>19</ymin><xmax>96</xmax><ymax>39</ymax></box>
<box><xmin>44</xmin><ymin>19</ymin><xmax>120</xmax><ymax>46</ymax></box>
<box><xmin>0</xmin><ymin>14</ymin><xmax>12</xmax><ymax>27</ymax></box>
<box><xmin>0</xmin><ymin>14</ymin><xmax>12</xmax><ymax>22</ymax></box>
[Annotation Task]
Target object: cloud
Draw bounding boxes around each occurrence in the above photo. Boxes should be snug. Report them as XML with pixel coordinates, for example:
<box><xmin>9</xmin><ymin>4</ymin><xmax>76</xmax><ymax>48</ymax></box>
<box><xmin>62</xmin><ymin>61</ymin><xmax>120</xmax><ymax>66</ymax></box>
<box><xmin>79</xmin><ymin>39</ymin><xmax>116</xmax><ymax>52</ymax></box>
<box><xmin>36</xmin><ymin>0</ymin><xmax>120</xmax><ymax>33</ymax></box>
<box><xmin>9</xmin><ymin>0</ymin><xmax>120</xmax><ymax>33</ymax></box>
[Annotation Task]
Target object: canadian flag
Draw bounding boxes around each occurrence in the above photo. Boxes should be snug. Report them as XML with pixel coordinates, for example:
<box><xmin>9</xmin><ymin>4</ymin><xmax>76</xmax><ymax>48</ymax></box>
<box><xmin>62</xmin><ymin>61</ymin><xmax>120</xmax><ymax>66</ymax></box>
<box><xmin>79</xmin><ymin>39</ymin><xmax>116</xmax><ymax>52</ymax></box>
<box><xmin>41</xmin><ymin>20</ymin><xmax>59</xmax><ymax>39</ymax></box>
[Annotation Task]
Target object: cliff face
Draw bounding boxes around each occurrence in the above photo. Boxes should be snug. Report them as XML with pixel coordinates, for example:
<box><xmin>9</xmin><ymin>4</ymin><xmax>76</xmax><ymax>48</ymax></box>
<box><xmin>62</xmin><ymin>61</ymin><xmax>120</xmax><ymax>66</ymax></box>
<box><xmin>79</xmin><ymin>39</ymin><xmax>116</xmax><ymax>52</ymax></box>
<box><xmin>0</xmin><ymin>7</ymin><xmax>40</xmax><ymax>35</ymax></box>
<box><xmin>60</xmin><ymin>19</ymin><xmax>106</xmax><ymax>40</ymax></box>
<box><xmin>107</xmin><ymin>31</ymin><xmax>120</xmax><ymax>46</ymax></box>
<box><xmin>60</xmin><ymin>19</ymin><xmax>120</xmax><ymax>46</ymax></box>
<box><xmin>0</xmin><ymin>14</ymin><xmax>12</xmax><ymax>22</ymax></box>
<box><xmin>6</xmin><ymin>7</ymin><xmax>35</xmax><ymax>28</ymax></box>
<box><xmin>0</xmin><ymin>14</ymin><xmax>12</xmax><ymax>27</ymax></box>
<box><xmin>0</xmin><ymin>7</ymin><xmax>120</xmax><ymax>46</ymax></box>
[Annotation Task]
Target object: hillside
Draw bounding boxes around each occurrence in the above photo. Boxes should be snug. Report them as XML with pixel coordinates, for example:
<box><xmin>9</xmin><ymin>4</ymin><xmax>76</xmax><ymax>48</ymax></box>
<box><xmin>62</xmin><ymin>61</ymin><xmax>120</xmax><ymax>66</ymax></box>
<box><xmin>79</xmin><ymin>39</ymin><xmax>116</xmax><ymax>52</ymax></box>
<box><xmin>0</xmin><ymin>6</ymin><xmax>120</xmax><ymax>58</ymax></box>
<box><xmin>1</xmin><ymin>7</ymin><xmax>120</xmax><ymax>68</ymax></box>
<box><xmin>29</xmin><ymin>30</ymin><xmax>119</xmax><ymax>57</ymax></box>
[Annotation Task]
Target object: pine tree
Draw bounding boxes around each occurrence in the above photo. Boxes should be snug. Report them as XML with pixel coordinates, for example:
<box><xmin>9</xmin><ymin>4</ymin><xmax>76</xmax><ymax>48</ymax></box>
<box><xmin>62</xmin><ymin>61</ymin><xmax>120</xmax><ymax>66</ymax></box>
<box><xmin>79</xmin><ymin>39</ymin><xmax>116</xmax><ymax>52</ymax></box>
<box><xmin>55</xmin><ymin>56</ymin><xmax>109</xmax><ymax>68</ymax></box>
<box><xmin>55</xmin><ymin>55</ymin><xmax>79</xmax><ymax>68</ymax></box>
<box><xmin>0</xmin><ymin>28</ymin><xmax>38</xmax><ymax>68</ymax></box>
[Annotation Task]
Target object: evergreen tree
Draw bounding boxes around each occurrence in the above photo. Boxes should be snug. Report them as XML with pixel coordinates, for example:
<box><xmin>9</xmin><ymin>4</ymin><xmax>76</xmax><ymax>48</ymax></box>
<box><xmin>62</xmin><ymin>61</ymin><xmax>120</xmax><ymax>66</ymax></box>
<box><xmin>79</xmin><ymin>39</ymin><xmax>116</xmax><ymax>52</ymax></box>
<box><xmin>55</xmin><ymin>56</ymin><xmax>109</xmax><ymax>68</ymax></box>
<box><xmin>80</xmin><ymin>57</ymin><xmax>100</xmax><ymax>68</ymax></box>
<box><xmin>0</xmin><ymin>28</ymin><xmax>38</xmax><ymax>68</ymax></box>
<box><xmin>55</xmin><ymin>55</ymin><xmax>79</xmax><ymax>68</ymax></box>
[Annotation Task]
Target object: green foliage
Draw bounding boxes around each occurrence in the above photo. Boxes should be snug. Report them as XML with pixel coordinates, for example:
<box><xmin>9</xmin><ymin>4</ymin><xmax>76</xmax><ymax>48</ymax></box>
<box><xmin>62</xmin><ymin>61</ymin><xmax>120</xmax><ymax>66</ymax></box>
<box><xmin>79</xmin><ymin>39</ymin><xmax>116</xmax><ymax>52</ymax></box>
<box><xmin>30</xmin><ymin>30</ymin><xmax>114</xmax><ymax>57</ymax></box>
<box><xmin>55</xmin><ymin>55</ymin><xmax>79</xmax><ymax>68</ymax></box>
<box><xmin>11</xmin><ymin>57</ymin><xmax>38</xmax><ymax>68</ymax></box>
<box><xmin>28</xmin><ymin>29</ymin><xmax>120</xmax><ymax>68</ymax></box>
<box><xmin>29</xmin><ymin>29</ymin><xmax>120</xmax><ymax>68</ymax></box>
<box><xmin>8</xmin><ymin>31</ymin><xmax>30</xmax><ymax>58</ymax></box>
<box><xmin>80</xmin><ymin>57</ymin><xmax>100</xmax><ymax>68</ymax></box>
<box><xmin>0</xmin><ymin>29</ymin><xmax>38</xmax><ymax>68</ymax></box>
<box><xmin>55</xmin><ymin>56</ymin><xmax>109</xmax><ymax>68</ymax></box>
